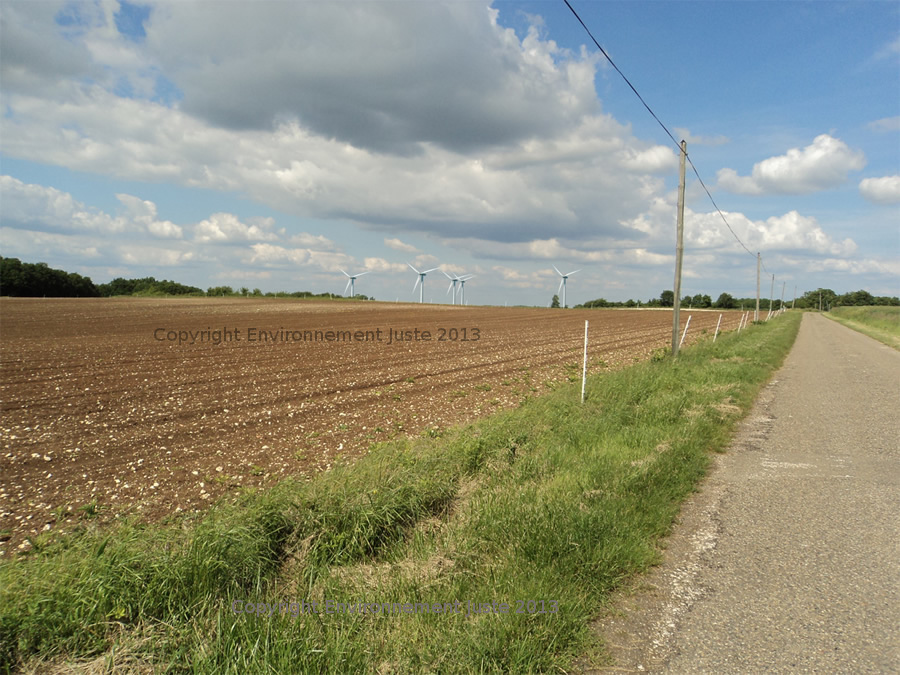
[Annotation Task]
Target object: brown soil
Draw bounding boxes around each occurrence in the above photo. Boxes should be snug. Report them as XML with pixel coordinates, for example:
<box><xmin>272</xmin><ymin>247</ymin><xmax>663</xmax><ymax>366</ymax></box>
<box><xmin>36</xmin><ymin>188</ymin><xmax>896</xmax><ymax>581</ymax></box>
<box><xmin>0</xmin><ymin>298</ymin><xmax>741</xmax><ymax>555</ymax></box>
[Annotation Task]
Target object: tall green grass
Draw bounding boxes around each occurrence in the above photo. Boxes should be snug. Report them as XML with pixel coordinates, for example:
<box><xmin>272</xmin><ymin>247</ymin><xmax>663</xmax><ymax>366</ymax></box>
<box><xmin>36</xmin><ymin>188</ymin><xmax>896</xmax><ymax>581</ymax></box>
<box><xmin>826</xmin><ymin>305</ymin><xmax>900</xmax><ymax>350</ymax></box>
<box><xmin>0</xmin><ymin>313</ymin><xmax>801</xmax><ymax>673</ymax></box>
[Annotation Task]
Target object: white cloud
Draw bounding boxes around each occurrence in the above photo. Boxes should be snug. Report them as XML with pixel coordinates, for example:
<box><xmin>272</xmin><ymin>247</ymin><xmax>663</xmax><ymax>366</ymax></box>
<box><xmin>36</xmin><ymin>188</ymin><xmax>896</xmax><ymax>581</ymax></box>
<box><xmin>120</xmin><ymin>245</ymin><xmax>193</xmax><ymax>266</ymax></box>
<box><xmin>621</xmin><ymin>195</ymin><xmax>858</xmax><ymax>257</ymax></box>
<box><xmin>245</xmin><ymin>243</ymin><xmax>353</xmax><ymax>272</ymax></box>
<box><xmin>859</xmin><ymin>176</ymin><xmax>900</xmax><ymax>205</ymax></box>
<box><xmin>384</xmin><ymin>237</ymin><xmax>420</xmax><ymax>254</ymax></box>
<box><xmin>1</xmin><ymin>175</ymin><xmax>184</xmax><ymax>239</ymax></box>
<box><xmin>867</xmin><ymin>116</ymin><xmax>900</xmax><ymax>133</ymax></box>
<box><xmin>116</xmin><ymin>193</ymin><xmax>182</xmax><ymax>238</ymax></box>
<box><xmin>362</xmin><ymin>257</ymin><xmax>407</xmax><ymax>274</ymax></box>
<box><xmin>782</xmin><ymin>255</ymin><xmax>900</xmax><ymax>278</ymax></box>
<box><xmin>194</xmin><ymin>213</ymin><xmax>281</xmax><ymax>244</ymax></box>
<box><xmin>717</xmin><ymin>134</ymin><xmax>866</xmax><ymax>195</ymax></box>
<box><xmin>0</xmin><ymin>3</ymin><xmax>680</xmax><ymax>247</ymax></box>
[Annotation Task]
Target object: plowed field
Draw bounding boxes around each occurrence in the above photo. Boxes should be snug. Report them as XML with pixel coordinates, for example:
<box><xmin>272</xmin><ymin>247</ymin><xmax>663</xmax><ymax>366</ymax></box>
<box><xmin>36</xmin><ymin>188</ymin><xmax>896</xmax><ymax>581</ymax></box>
<box><xmin>0</xmin><ymin>298</ymin><xmax>741</xmax><ymax>555</ymax></box>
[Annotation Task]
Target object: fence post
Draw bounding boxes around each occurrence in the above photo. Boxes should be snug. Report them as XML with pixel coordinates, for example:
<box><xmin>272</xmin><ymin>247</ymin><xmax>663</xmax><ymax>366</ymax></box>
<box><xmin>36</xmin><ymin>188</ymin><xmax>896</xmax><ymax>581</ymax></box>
<box><xmin>581</xmin><ymin>320</ymin><xmax>589</xmax><ymax>404</ymax></box>
<box><xmin>714</xmin><ymin>313</ymin><xmax>722</xmax><ymax>342</ymax></box>
<box><xmin>679</xmin><ymin>314</ymin><xmax>692</xmax><ymax>350</ymax></box>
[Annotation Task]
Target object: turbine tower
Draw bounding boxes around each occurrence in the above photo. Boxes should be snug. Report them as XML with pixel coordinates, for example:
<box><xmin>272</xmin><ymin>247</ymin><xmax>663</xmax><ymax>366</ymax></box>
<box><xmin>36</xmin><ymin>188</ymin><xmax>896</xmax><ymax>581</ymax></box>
<box><xmin>340</xmin><ymin>269</ymin><xmax>370</xmax><ymax>298</ymax></box>
<box><xmin>457</xmin><ymin>274</ymin><xmax>474</xmax><ymax>306</ymax></box>
<box><xmin>408</xmin><ymin>263</ymin><xmax>439</xmax><ymax>303</ymax></box>
<box><xmin>553</xmin><ymin>265</ymin><xmax>580</xmax><ymax>309</ymax></box>
<box><xmin>443</xmin><ymin>270</ymin><xmax>471</xmax><ymax>305</ymax></box>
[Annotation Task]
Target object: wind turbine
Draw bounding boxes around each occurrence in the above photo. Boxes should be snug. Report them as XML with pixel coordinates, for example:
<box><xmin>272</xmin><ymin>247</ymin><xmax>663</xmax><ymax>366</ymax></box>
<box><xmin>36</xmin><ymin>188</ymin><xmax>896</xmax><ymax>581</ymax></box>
<box><xmin>340</xmin><ymin>269</ymin><xmax>370</xmax><ymax>298</ymax></box>
<box><xmin>553</xmin><ymin>265</ymin><xmax>580</xmax><ymax>308</ymax></box>
<box><xmin>443</xmin><ymin>270</ymin><xmax>469</xmax><ymax>305</ymax></box>
<box><xmin>408</xmin><ymin>263</ymin><xmax>439</xmax><ymax>303</ymax></box>
<box><xmin>457</xmin><ymin>275</ymin><xmax>474</xmax><ymax>306</ymax></box>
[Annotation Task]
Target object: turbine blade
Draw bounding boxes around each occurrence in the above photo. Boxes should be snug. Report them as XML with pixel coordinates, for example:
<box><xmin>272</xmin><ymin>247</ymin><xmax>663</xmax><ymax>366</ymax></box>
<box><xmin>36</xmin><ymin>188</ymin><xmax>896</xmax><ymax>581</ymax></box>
<box><xmin>558</xmin><ymin>278</ymin><xmax>564</xmax><ymax>294</ymax></box>
<box><xmin>356</xmin><ymin>271</ymin><xmax>371</xmax><ymax>277</ymax></box>
<box><xmin>552</xmin><ymin>265</ymin><xmax>562</xmax><ymax>276</ymax></box>
<box><xmin>567</xmin><ymin>269</ymin><xmax>581</xmax><ymax>276</ymax></box>
<box><xmin>344</xmin><ymin>279</ymin><xmax>352</xmax><ymax>294</ymax></box>
<box><xmin>447</xmin><ymin>281</ymin><xmax>454</xmax><ymax>294</ymax></box>
<box><xmin>442</xmin><ymin>270</ymin><xmax>453</xmax><ymax>280</ymax></box>
<box><xmin>340</xmin><ymin>269</ymin><xmax>351</xmax><ymax>278</ymax></box>
<box><xmin>413</xmin><ymin>276</ymin><xmax>420</xmax><ymax>292</ymax></box>
<box><xmin>424</xmin><ymin>267</ymin><xmax>440</xmax><ymax>274</ymax></box>
<box><xmin>407</xmin><ymin>262</ymin><xmax>420</xmax><ymax>274</ymax></box>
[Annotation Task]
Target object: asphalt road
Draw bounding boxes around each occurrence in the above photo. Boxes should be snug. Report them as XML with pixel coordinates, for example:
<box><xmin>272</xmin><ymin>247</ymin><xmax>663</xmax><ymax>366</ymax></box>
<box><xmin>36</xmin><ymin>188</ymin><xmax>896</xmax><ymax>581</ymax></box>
<box><xmin>591</xmin><ymin>312</ymin><xmax>899</xmax><ymax>673</ymax></box>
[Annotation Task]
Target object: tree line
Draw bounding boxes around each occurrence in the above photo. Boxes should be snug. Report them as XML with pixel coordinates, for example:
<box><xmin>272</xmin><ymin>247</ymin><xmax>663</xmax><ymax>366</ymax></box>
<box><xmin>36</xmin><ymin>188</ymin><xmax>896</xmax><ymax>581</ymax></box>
<box><xmin>574</xmin><ymin>288</ymin><xmax>898</xmax><ymax>311</ymax></box>
<box><xmin>0</xmin><ymin>258</ymin><xmax>367</xmax><ymax>300</ymax></box>
<box><xmin>0</xmin><ymin>257</ymin><xmax>203</xmax><ymax>298</ymax></box>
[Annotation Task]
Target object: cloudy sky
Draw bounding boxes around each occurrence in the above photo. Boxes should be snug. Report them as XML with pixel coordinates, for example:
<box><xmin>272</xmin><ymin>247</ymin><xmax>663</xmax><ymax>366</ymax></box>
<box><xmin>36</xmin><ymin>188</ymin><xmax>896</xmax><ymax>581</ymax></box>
<box><xmin>1</xmin><ymin>0</ymin><xmax>898</xmax><ymax>305</ymax></box>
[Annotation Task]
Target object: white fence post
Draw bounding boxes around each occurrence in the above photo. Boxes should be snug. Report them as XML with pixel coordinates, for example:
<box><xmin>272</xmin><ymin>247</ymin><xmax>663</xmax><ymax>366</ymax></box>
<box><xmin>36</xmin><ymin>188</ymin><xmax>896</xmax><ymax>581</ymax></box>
<box><xmin>714</xmin><ymin>313</ymin><xmax>722</xmax><ymax>342</ymax></box>
<box><xmin>581</xmin><ymin>320</ymin><xmax>589</xmax><ymax>404</ymax></box>
<box><xmin>679</xmin><ymin>314</ymin><xmax>692</xmax><ymax>350</ymax></box>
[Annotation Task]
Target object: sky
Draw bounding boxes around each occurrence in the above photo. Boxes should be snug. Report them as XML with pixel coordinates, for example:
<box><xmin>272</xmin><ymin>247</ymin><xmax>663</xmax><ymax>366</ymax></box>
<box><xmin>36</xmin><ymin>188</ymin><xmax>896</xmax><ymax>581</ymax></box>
<box><xmin>1</xmin><ymin>0</ymin><xmax>898</xmax><ymax>307</ymax></box>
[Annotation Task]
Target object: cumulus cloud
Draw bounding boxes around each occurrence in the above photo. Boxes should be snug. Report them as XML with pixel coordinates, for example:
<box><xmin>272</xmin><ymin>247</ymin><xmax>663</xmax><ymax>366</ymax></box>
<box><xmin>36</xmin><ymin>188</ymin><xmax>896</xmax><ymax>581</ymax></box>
<box><xmin>143</xmin><ymin>3</ymin><xmax>600</xmax><ymax>155</ymax></box>
<box><xmin>385</xmin><ymin>238</ymin><xmax>420</xmax><ymax>254</ymax></box>
<box><xmin>0</xmin><ymin>3</ymin><xmax>675</xmax><ymax>246</ymax></box>
<box><xmin>194</xmin><ymin>213</ymin><xmax>282</xmax><ymax>244</ymax></box>
<box><xmin>0</xmin><ymin>175</ymin><xmax>122</xmax><ymax>233</ymax></box>
<box><xmin>116</xmin><ymin>193</ymin><xmax>182</xmax><ymax>238</ymax></box>
<box><xmin>859</xmin><ymin>176</ymin><xmax>900</xmax><ymax>205</ymax></box>
<box><xmin>246</xmin><ymin>243</ymin><xmax>354</xmax><ymax>272</ymax></box>
<box><xmin>1</xmin><ymin>175</ymin><xmax>181</xmax><ymax>238</ymax></box>
<box><xmin>120</xmin><ymin>245</ymin><xmax>193</xmax><ymax>267</ymax></box>
<box><xmin>621</xmin><ymin>195</ymin><xmax>857</xmax><ymax>257</ymax></box>
<box><xmin>781</xmin><ymin>255</ymin><xmax>900</xmax><ymax>278</ymax></box>
<box><xmin>717</xmin><ymin>134</ymin><xmax>866</xmax><ymax>195</ymax></box>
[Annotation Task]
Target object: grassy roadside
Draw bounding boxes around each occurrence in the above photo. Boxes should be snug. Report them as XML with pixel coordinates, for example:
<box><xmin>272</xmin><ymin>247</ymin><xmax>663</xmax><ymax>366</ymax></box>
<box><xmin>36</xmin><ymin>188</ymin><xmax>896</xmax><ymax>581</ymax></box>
<box><xmin>0</xmin><ymin>313</ymin><xmax>801</xmax><ymax>673</ymax></box>
<box><xmin>824</xmin><ymin>306</ymin><xmax>900</xmax><ymax>350</ymax></box>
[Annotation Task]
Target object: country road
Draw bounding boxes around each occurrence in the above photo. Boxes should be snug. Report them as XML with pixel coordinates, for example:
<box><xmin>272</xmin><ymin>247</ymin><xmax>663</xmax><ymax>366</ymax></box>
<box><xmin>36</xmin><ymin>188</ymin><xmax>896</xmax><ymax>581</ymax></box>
<box><xmin>591</xmin><ymin>312</ymin><xmax>900</xmax><ymax>673</ymax></box>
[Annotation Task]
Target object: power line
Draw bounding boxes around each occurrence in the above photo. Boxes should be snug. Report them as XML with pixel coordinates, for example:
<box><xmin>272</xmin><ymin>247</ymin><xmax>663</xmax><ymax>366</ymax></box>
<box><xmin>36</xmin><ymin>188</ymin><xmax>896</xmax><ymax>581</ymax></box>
<box><xmin>562</xmin><ymin>0</ymin><xmax>761</xmax><ymax>263</ymax></box>
<box><xmin>561</xmin><ymin>0</ymin><xmax>680</xmax><ymax>151</ymax></box>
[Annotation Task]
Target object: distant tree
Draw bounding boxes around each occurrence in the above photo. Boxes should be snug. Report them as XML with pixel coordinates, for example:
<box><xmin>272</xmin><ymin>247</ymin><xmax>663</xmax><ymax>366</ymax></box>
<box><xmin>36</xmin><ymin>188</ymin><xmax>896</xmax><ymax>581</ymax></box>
<box><xmin>715</xmin><ymin>292</ymin><xmax>736</xmax><ymax>309</ymax></box>
<box><xmin>837</xmin><ymin>289</ymin><xmax>875</xmax><ymax>306</ymax></box>
<box><xmin>796</xmin><ymin>288</ymin><xmax>837</xmax><ymax>310</ymax></box>
<box><xmin>0</xmin><ymin>257</ymin><xmax>99</xmax><ymax>297</ymax></box>
<box><xmin>625</xmin><ymin>299</ymin><xmax>636</xmax><ymax>308</ymax></box>
<box><xmin>207</xmin><ymin>286</ymin><xmax>235</xmax><ymax>297</ymax></box>
<box><xmin>240</xmin><ymin>287</ymin><xmax>249</xmax><ymax>297</ymax></box>
<box><xmin>659</xmin><ymin>290</ymin><xmax>674</xmax><ymax>307</ymax></box>
<box><xmin>252</xmin><ymin>288</ymin><xmax>263</xmax><ymax>296</ymax></box>
<box><xmin>551</xmin><ymin>294</ymin><xmax>560</xmax><ymax>308</ymax></box>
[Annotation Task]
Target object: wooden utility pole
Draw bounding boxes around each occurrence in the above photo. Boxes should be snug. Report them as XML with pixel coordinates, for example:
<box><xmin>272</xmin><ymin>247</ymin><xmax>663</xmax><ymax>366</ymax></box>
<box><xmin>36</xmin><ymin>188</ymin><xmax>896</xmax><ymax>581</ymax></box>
<box><xmin>755</xmin><ymin>253</ymin><xmax>761</xmax><ymax>323</ymax></box>
<box><xmin>672</xmin><ymin>140</ymin><xmax>687</xmax><ymax>356</ymax></box>
<box><xmin>780</xmin><ymin>281</ymin><xmax>786</xmax><ymax>314</ymax></box>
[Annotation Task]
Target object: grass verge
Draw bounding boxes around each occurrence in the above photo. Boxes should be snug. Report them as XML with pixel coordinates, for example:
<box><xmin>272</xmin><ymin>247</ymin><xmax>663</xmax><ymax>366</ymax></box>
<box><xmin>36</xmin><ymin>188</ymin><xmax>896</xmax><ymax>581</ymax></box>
<box><xmin>0</xmin><ymin>312</ymin><xmax>801</xmax><ymax>673</ymax></box>
<box><xmin>824</xmin><ymin>306</ymin><xmax>900</xmax><ymax>350</ymax></box>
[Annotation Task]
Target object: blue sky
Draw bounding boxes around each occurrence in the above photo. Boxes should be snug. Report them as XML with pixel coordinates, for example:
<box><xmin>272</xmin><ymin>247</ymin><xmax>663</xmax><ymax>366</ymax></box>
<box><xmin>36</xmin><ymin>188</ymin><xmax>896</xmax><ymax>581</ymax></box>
<box><xmin>1</xmin><ymin>0</ymin><xmax>898</xmax><ymax>305</ymax></box>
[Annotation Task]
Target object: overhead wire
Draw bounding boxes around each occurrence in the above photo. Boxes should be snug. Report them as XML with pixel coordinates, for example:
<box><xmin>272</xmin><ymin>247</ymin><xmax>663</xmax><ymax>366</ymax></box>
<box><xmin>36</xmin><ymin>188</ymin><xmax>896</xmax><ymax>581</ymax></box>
<box><xmin>562</xmin><ymin>0</ymin><xmax>771</xmax><ymax>272</ymax></box>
